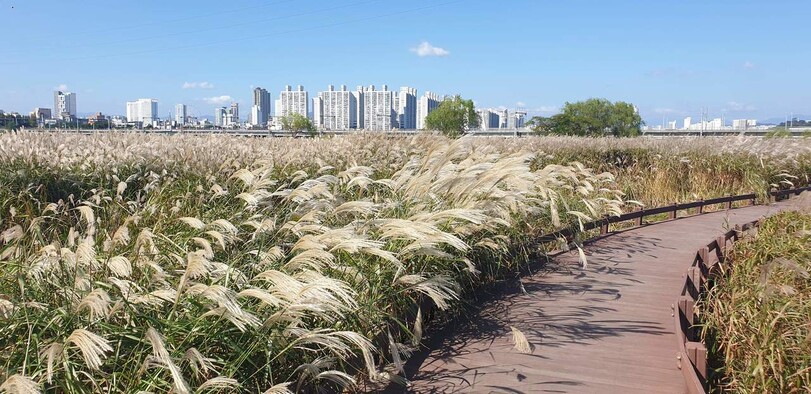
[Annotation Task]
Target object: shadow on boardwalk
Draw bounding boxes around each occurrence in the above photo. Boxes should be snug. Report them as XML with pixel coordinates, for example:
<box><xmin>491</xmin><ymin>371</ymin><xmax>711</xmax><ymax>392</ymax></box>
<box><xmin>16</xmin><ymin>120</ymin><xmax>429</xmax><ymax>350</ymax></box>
<box><xmin>383</xmin><ymin>205</ymin><xmax>784</xmax><ymax>393</ymax></box>
<box><xmin>384</xmin><ymin>232</ymin><xmax>669</xmax><ymax>393</ymax></box>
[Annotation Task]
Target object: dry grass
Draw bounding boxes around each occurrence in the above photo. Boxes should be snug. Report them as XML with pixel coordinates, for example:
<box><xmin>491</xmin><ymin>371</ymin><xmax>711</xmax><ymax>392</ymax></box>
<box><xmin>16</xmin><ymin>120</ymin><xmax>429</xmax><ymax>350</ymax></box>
<box><xmin>0</xmin><ymin>131</ymin><xmax>808</xmax><ymax>392</ymax></box>
<box><xmin>701</xmin><ymin>211</ymin><xmax>811</xmax><ymax>393</ymax></box>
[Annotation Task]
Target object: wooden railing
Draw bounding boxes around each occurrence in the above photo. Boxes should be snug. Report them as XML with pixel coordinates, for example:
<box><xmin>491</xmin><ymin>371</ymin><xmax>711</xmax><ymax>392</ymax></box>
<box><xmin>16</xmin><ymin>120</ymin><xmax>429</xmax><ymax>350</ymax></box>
<box><xmin>534</xmin><ymin>185</ymin><xmax>811</xmax><ymax>393</ymax></box>
<box><xmin>538</xmin><ymin>186</ymin><xmax>811</xmax><ymax>245</ymax></box>
<box><xmin>672</xmin><ymin>186</ymin><xmax>809</xmax><ymax>394</ymax></box>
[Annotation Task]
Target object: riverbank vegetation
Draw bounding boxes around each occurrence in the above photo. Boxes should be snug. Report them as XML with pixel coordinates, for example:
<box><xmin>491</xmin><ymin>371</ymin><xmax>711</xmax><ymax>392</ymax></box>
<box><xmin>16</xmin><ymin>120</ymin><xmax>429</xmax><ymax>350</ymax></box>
<box><xmin>702</xmin><ymin>210</ymin><xmax>811</xmax><ymax>393</ymax></box>
<box><xmin>0</xmin><ymin>132</ymin><xmax>809</xmax><ymax>392</ymax></box>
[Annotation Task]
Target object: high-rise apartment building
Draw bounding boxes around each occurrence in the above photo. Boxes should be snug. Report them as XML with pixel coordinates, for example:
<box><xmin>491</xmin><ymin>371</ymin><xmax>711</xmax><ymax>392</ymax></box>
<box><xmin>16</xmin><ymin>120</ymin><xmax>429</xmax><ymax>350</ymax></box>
<box><xmin>315</xmin><ymin>85</ymin><xmax>357</xmax><ymax>130</ymax></box>
<box><xmin>230</xmin><ymin>102</ymin><xmax>239</xmax><ymax>123</ymax></box>
<box><xmin>397</xmin><ymin>87</ymin><xmax>417</xmax><ymax>130</ymax></box>
<box><xmin>683</xmin><ymin>117</ymin><xmax>692</xmax><ymax>130</ymax></box>
<box><xmin>276</xmin><ymin>85</ymin><xmax>308</xmax><ymax>118</ymax></box>
<box><xmin>353</xmin><ymin>86</ymin><xmax>367</xmax><ymax>129</ymax></box>
<box><xmin>362</xmin><ymin>85</ymin><xmax>395</xmax><ymax>131</ymax></box>
<box><xmin>54</xmin><ymin>91</ymin><xmax>77</xmax><ymax>120</ymax></box>
<box><xmin>215</xmin><ymin>107</ymin><xmax>226</xmax><ymax>127</ymax></box>
<box><xmin>253</xmin><ymin>87</ymin><xmax>271</xmax><ymax>125</ymax></box>
<box><xmin>126</xmin><ymin>99</ymin><xmax>158</xmax><ymax>125</ymax></box>
<box><xmin>175</xmin><ymin>104</ymin><xmax>187</xmax><ymax>125</ymax></box>
<box><xmin>478</xmin><ymin>109</ymin><xmax>500</xmax><ymax>130</ymax></box>
<box><xmin>417</xmin><ymin>91</ymin><xmax>441</xmax><ymax>130</ymax></box>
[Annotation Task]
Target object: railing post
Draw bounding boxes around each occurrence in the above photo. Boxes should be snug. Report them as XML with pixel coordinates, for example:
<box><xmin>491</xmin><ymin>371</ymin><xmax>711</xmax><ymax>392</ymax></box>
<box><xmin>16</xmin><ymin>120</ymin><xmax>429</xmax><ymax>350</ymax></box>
<box><xmin>726</xmin><ymin>199</ymin><xmax>733</xmax><ymax>210</ymax></box>
<box><xmin>698</xmin><ymin>200</ymin><xmax>704</xmax><ymax>214</ymax></box>
<box><xmin>635</xmin><ymin>208</ymin><xmax>643</xmax><ymax>227</ymax></box>
<box><xmin>668</xmin><ymin>203</ymin><xmax>677</xmax><ymax>220</ymax></box>
<box><xmin>699</xmin><ymin>247</ymin><xmax>710</xmax><ymax>270</ymax></box>
<box><xmin>686</xmin><ymin>342</ymin><xmax>708</xmax><ymax>383</ymax></box>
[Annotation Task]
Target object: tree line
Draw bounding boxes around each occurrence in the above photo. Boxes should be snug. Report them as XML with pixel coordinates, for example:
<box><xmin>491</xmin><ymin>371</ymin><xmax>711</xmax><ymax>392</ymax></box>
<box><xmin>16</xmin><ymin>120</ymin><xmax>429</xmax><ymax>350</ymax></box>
<box><xmin>425</xmin><ymin>97</ymin><xmax>643</xmax><ymax>137</ymax></box>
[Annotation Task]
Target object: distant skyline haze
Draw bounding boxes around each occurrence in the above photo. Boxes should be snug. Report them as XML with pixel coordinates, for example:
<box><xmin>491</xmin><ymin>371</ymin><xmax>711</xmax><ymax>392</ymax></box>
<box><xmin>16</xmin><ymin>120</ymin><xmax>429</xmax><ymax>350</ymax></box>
<box><xmin>1</xmin><ymin>0</ymin><xmax>809</xmax><ymax>125</ymax></box>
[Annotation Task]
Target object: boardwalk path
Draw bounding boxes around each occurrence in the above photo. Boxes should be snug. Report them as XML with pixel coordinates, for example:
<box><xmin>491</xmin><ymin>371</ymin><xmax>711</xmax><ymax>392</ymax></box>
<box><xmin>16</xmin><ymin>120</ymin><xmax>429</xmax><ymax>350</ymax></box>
<box><xmin>394</xmin><ymin>202</ymin><xmax>801</xmax><ymax>393</ymax></box>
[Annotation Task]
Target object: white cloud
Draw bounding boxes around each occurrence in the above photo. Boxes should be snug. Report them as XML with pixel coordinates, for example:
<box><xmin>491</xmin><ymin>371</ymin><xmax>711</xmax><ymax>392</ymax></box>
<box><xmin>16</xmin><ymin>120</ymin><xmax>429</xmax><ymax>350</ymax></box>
<box><xmin>654</xmin><ymin>108</ymin><xmax>680</xmax><ymax>115</ymax></box>
<box><xmin>411</xmin><ymin>41</ymin><xmax>449</xmax><ymax>57</ymax></box>
<box><xmin>534</xmin><ymin>106</ymin><xmax>560</xmax><ymax>114</ymax></box>
<box><xmin>55</xmin><ymin>84</ymin><xmax>69</xmax><ymax>91</ymax></box>
<box><xmin>742</xmin><ymin>61</ymin><xmax>755</xmax><ymax>69</ymax></box>
<box><xmin>183</xmin><ymin>81</ymin><xmax>214</xmax><ymax>89</ymax></box>
<box><xmin>724</xmin><ymin>101</ymin><xmax>757</xmax><ymax>112</ymax></box>
<box><xmin>203</xmin><ymin>95</ymin><xmax>233</xmax><ymax>105</ymax></box>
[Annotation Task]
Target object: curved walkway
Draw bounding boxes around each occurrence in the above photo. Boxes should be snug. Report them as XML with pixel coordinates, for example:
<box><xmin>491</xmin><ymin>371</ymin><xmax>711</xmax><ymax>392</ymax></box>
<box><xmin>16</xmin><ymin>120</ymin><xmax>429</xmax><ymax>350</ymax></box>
<box><xmin>394</xmin><ymin>201</ymin><xmax>803</xmax><ymax>393</ymax></box>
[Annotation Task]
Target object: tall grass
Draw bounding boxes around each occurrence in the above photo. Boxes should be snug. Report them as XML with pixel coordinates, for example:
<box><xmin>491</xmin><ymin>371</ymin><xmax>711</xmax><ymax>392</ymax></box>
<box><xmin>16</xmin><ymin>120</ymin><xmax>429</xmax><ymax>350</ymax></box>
<box><xmin>0</xmin><ymin>132</ymin><xmax>624</xmax><ymax>392</ymax></box>
<box><xmin>0</xmin><ymin>131</ymin><xmax>808</xmax><ymax>392</ymax></box>
<box><xmin>701</xmin><ymin>210</ymin><xmax>811</xmax><ymax>393</ymax></box>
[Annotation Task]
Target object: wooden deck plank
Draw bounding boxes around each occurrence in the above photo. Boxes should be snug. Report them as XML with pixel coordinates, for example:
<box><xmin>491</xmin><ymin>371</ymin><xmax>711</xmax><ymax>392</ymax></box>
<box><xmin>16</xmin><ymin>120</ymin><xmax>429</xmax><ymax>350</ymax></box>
<box><xmin>389</xmin><ymin>203</ymin><xmax>792</xmax><ymax>394</ymax></box>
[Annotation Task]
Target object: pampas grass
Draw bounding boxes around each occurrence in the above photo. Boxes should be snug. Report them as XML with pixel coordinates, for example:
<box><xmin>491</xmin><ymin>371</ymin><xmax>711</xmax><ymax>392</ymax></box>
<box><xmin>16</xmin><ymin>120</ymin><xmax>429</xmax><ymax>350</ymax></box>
<box><xmin>0</xmin><ymin>131</ymin><xmax>807</xmax><ymax>392</ymax></box>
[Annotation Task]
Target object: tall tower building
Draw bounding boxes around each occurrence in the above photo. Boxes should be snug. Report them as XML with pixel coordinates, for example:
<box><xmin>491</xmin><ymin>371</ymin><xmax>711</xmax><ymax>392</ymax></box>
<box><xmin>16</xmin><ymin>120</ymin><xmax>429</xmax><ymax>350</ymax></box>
<box><xmin>54</xmin><ymin>91</ymin><xmax>77</xmax><ymax>120</ymax></box>
<box><xmin>230</xmin><ymin>102</ymin><xmax>239</xmax><ymax>123</ymax></box>
<box><xmin>126</xmin><ymin>99</ymin><xmax>158</xmax><ymax>125</ymax></box>
<box><xmin>362</xmin><ymin>85</ymin><xmax>395</xmax><ymax>131</ymax></box>
<box><xmin>417</xmin><ymin>91</ymin><xmax>441</xmax><ymax>130</ymax></box>
<box><xmin>277</xmin><ymin>85</ymin><xmax>308</xmax><ymax>118</ymax></box>
<box><xmin>353</xmin><ymin>86</ymin><xmax>367</xmax><ymax>129</ymax></box>
<box><xmin>215</xmin><ymin>107</ymin><xmax>226</xmax><ymax>127</ymax></box>
<box><xmin>397</xmin><ymin>87</ymin><xmax>417</xmax><ymax>130</ymax></box>
<box><xmin>175</xmin><ymin>104</ymin><xmax>187</xmax><ymax>125</ymax></box>
<box><xmin>316</xmin><ymin>85</ymin><xmax>357</xmax><ymax>130</ymax></box>
<box><xmin>253</xmin><ymin>87</ymin><xmax>271</xmax><ymax>125</ymax></box>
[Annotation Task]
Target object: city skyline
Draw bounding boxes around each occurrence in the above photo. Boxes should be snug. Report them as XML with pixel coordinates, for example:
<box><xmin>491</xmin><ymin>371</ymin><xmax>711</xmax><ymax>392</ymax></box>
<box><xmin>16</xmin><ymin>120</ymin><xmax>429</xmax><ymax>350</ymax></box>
<box><xmin>1</xmin><ymin>1</ymin><xmax>810</xmax><ymax>124</ymax></box>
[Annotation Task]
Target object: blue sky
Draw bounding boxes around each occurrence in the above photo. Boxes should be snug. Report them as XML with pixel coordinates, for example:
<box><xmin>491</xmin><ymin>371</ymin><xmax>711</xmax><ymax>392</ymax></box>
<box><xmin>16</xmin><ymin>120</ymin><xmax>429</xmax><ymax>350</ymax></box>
<box><xmin>1</xmin><ymin>0</ymin><xmax>809</xmax><ymax>124</ymax></box>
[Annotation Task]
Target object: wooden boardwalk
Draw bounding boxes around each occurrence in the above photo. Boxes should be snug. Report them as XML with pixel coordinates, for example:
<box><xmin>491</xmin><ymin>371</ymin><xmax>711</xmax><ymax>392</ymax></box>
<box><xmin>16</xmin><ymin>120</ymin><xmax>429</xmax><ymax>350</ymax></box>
<box><xmin>392</xmin><ymin>203</ymin><xmax>796</xmax><ymax>394</ymax></box>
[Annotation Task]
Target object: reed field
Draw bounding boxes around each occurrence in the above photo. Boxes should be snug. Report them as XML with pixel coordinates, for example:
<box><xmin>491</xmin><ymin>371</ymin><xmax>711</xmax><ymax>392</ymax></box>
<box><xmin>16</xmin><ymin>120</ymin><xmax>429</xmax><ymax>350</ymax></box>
<box><xmin>702</xmin><ymin>210</ymin><xmax>811</xmax><ymax>393</ymax></box>
<box><xmin>0</xmin><ymin>131</ymin><xmax>809</xmax><ymax>393</ymax></box>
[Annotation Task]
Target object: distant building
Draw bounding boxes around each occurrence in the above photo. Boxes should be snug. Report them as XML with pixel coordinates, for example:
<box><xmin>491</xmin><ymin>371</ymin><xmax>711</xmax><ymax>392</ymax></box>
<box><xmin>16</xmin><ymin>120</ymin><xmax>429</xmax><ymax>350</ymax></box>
<box><xmin>30</xmin><ymin>108</ymin><xmax>52</xmax><ymax>124</ymax></box>
<box><xmin>87</xmin><ymin>112</ymin><xmax>107</xmax><ymax>126</ymax></box>
<box><xmin>250</xmin><ymin>105</ymin><xmax>264</xmax><ymax>127</ymax></box>
<box><xmin>397</xmin><ymin>87</ymin><xmax>417</xmax><ymax>129</ymax></box>
<box><xmin>215</xmin><ymin>107</ymin><xmax>226</xmax><ymax>127</ymax></box>
<box><xmin>253</xmin><ymin>87</ymin><xmax>271</xmax><ymax>125</ymax></box>
<box><xmin>362</xmin><ymin>85</ymin><xmax>395</xmax><ymax>131</ymax></box>
<box><xmin>683</xmin><ymin>117</ymin><xmax>692</xmax><ymax>130</ymax></box>
<box><xmin>417</xmin><ymin>91</ymin><xmax>441</xmax><ymax>130</ymax></box>
<box><xmin>175</xmin><ymin>104</ymin><xmax>187</xmax><ymax>125</ymax></box>
<box><xmin>315</xmin><ymin>85</ymin><xmax>357</xmax><ymax>130</ymax></box>
<box><xmin>229</xmin><ymin>102</ymin><xmax>239</xmax><ymax>125</ymax></box>
<box><xmin>126</xmin><ymin>99</ymin><xmax>158</xmax><ymax>125</ymax></box>
<box><xmin>276</xmin><ymin>85</ymin><xmax>308</xmax><ymax>118</ymax></box>
<box><xmin>667</xmin><ymin>120</ymin><xmax>677</xmax><ymax>130</ymax></box>
<box><xmin>54</xmin><ymin>91</ymin><xmax>77</xmax><ymax>120</ymax></box>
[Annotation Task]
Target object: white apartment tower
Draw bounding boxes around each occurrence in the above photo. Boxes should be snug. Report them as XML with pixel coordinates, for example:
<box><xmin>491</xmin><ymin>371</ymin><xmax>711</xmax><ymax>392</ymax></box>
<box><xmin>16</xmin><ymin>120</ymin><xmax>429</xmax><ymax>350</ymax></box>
<box><xmin>683</xmin><ymin>117</ymin><xmax>692</xmax><ymax>130</ymax></box>
<box><xmin>175</xmin><ymin>104</ymin><xmax>187</xmax><ymax>125</ymax></box>
<box><xmin>215</xmin><ymin>107</ymin><xmax>226</xmax><ymax>127</ymax></box>
<box><xmin>316</xmin><ymin>85</ymin><xmax>357</xmax><ymax>130</ymax></box>
<box><xmin>126</xmin><ymin>99</ymin><xmax>158</xmax><ymax>125</ymax></box>
<box><xmin>397</xmin><ymin>87</ymin><xmax>417</xmax><ymax>129</ymax></box>
<box><xmin>312</xmin><ymin>97</ymin><xmax>323</xmax><ymax>129</ymax></box>
<box><xmin>362</xmin><ymin>85</ymin><xmax>395</xmax><ymax>131</ymax></box>
<box><xmin>417</xmin><ymin>91</ymin><xmax>441</xmax><ymax>130</ymax></box>
<box><xmin>353</xmin><ymin>86</ymin><xmax>367</xmax><ymax>129</ymax></box>
<box><xmin>54</xmin><ymin>91</ymin><xmax>77</xmax><ymax>120</ymax></box>
<box><xmin>276</xmin><ymin>85</ymin><xmax>308</xmax><ymax>118</ymax></box>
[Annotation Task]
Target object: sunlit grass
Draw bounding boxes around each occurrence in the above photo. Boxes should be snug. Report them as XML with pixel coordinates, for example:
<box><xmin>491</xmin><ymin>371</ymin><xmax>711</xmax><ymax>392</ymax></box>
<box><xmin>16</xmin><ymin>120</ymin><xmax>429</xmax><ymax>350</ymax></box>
<box><xmin>0</xmin><ymin>131</ymin><xmax>808</xmax><ymax>392</ymax></box>
<box><xmin>702</xmin><ymin>210</ymin><xmax>811</xmax><ymax>393</ymax></box>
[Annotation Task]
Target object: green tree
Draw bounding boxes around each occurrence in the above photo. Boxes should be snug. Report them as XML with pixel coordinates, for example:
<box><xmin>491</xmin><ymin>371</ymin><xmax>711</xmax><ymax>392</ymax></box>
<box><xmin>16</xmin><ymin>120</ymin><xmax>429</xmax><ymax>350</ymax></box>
<box><xmin>424</xmin><ymin>95</ymin><xmax>480</xmax><ymax>137</ymax></box>
<box><xmin>549</xmin><ymin>98</ymin><xmax>643</xmax><ymax>137</ymax></box>
<box><xmin>526</xmin><ymin>116</ymin><xmax>555</xmax><ymax>135</ymax></box>
<box><xmin>280</xmin><ymin>113</ymin><xmax>316</xmax><ymax>137</ymax></box>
